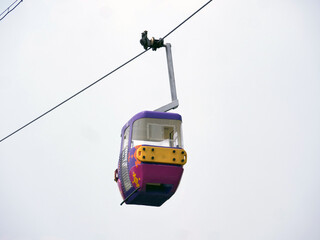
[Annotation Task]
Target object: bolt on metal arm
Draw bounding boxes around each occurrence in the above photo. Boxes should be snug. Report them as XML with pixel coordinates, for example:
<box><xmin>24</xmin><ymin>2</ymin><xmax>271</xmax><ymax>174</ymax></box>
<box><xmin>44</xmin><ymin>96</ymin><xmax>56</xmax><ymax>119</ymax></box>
<box><xmin>154</xmin><ymin>43</ymin><xmax>179</xmax><ymax>112</ymax></box>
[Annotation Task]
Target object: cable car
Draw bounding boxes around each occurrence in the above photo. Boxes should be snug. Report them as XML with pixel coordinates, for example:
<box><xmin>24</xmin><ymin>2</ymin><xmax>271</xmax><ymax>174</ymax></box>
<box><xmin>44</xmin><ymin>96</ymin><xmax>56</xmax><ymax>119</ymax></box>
<box><xmin>114</xmin><ymin>34</ymin><xmax>187</xmax><ymax>206</ymax></box>
<box><xmin>114</xmin><ymin>111</ymin><xmax>187</xmax><ymax>206</ymax></box>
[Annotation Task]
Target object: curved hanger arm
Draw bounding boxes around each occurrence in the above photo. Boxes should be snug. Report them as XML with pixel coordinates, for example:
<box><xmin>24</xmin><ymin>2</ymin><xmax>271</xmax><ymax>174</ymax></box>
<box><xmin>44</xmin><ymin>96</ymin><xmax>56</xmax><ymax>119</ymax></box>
<box><xmin>155</xmin><ymin>43</ymin><xmax>179</xmax><ymax>112</ymax></box>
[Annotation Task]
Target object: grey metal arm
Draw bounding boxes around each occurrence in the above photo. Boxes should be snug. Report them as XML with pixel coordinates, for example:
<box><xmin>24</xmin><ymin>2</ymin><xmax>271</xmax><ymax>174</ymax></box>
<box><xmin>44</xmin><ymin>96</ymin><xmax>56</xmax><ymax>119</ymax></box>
<box><xmin>155</xmin><ymin>43</ymin><xmax>179</xmax><ymax>112</ymax></box>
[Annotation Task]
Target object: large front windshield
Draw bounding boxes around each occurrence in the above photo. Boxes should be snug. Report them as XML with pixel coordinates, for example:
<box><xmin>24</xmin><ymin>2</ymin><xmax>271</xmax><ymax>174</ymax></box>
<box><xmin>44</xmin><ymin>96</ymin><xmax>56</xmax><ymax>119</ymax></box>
<box><xmin>132</xmin><ymin>118</ymin><xmax>183</xmax><ymax>148</ymax></box>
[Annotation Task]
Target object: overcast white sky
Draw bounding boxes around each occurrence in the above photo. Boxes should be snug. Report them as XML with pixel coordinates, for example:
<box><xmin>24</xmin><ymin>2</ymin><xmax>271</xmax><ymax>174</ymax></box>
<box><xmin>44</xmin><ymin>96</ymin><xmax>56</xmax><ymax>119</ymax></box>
<box><xmin>0</xmin><ymin>0</ymin><xmax>319</xmax><ymax>240</ymax></box>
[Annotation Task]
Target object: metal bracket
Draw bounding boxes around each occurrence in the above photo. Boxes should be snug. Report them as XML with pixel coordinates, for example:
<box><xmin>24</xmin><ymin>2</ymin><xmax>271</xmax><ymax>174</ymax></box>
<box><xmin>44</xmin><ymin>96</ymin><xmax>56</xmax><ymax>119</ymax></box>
<box><xmin>140</xmin><ymin>30</ymin><xmax>164</xmax><ymax>51</ymax></box>
<box><xmin>154</xmin><ymin>43</ymin><xmax>179</xmax><ymax>112</ymax></box>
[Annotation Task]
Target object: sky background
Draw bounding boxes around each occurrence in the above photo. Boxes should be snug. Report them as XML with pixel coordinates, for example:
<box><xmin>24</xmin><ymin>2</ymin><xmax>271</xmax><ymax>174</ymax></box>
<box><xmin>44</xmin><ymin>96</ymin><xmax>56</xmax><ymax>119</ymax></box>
<box><xmin>0</xmin><ymin>0</ymin><xmax>320</xmax><ymax>239</ymax></box>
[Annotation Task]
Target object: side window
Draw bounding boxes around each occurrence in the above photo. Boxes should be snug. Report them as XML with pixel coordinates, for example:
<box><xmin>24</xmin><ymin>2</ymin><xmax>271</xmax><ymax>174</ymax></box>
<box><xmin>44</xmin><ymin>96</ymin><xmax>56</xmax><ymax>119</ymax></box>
<box><xmin>121</xmin><ymin>127</ymin><xmax>131</xmax><ymax>192</ymax></box>
<box><xmin>122</xmin><ymin>126</ymin><xmax>130</xmax><ymax>150</ymax></box>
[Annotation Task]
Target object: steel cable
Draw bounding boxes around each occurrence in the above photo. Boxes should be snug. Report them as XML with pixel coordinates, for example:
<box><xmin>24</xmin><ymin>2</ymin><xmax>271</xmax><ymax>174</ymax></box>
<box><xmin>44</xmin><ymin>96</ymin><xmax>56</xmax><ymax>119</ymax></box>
<box><xmin>0</xmin><ymin>0</ymin><xmax>213</xmax><ymax>143</ymax></box>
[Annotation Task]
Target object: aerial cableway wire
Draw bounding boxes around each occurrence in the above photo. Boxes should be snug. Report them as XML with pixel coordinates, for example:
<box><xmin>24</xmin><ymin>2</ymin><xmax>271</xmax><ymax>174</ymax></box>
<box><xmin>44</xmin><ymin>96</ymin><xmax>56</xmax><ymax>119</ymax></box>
<box><xmin>0</xmin><ymin>0</ymin><xmax>23</xmax><ymax>22</ymax></box>
<box><xmin>0</xmin><ymin>49</ymin><xmax>150</xmax><ymax>143</ymax></box>
<box><xmin>162</xmin><ymin>0</ymin><xmax>212</xmax><ymax>40</ymax></box>
<box><xmin>0</xmin><ymin>0</ymin><xmax>212</xmax><ymax>143</ymax></box>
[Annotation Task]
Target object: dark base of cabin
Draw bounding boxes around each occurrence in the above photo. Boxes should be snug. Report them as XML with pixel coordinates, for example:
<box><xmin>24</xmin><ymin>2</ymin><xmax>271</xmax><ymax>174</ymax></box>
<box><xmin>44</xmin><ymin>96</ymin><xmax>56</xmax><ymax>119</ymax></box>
<box><xmin>126</xmin><ymin>183</ymin><xmax>174</xmax><ymax>207</ymax></box>
<box><xmin>126</xmin><ymin>192</ymin><xmax>174</xmax><ymax>207</ymax></box>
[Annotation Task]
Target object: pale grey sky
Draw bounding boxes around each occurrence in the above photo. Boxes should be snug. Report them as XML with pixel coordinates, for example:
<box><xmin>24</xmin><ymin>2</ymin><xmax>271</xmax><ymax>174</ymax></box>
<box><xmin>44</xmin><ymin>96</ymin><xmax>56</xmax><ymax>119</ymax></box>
<box><xmin>0</xmin><ymin>0</ymin><xmax>319</xmax><ymax>240</ymax></box>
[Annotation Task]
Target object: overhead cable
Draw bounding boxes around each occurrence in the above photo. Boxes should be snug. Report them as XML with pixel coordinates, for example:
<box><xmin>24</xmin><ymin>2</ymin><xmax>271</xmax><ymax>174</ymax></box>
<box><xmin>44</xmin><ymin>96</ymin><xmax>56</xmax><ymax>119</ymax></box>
<box><xmin>0</xmin><ymin>0</ymin><xmax>23</xmax><ymax>22</ymax></box>
<box><xmin>0</xmin><ymin>49</ymin><xmax>150</xmax><ymax>143</ymax></box>
<box><xmin>0</xmin><ymin>0</ymin><xmax>212</xmax><ymax>143</ymax></box>
<box><xmin>162</xmin><ymin>0</ymin><xmax>212</xmax><ymax>40</ymax></box>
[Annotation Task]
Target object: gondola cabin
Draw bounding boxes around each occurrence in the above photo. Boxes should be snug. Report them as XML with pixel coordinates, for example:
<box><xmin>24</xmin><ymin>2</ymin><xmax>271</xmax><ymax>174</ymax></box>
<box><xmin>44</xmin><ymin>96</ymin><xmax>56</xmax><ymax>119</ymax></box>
<box><xmin>114</xmin><ymin>111</ymin><xmax>187</xmax><ymax>206</ymax></box>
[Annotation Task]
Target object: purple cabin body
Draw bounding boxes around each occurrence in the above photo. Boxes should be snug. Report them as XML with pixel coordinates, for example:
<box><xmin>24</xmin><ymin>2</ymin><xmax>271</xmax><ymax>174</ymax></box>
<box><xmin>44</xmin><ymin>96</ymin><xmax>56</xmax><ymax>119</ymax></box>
<box><xmin>115</xmin><ymin>111</ymin><xmax>187</xmax><ymax>207</ymax></box>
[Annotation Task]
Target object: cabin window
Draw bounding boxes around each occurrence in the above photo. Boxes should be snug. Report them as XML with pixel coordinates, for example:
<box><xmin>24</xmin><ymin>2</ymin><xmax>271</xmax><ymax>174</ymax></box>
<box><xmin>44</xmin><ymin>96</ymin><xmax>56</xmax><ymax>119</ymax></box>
<box><xmin>132</xmin><ymin>118</ymin><xmax>183</xmax><ymax>148</ymax></box>
<box><xmin>122</xmin><ymin>126</ymin><xmax>130</xmax><ymax>150</ymax></box>
<box><xmin>121</xmin><ymin>126</ymin><xmax>132</xmax><ymax>192</ymax></box>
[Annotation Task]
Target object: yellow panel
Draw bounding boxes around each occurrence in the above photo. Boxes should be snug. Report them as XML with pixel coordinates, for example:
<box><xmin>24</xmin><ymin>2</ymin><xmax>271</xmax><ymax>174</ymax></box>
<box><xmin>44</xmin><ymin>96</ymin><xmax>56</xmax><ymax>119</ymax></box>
<box><xmin>136</xmin><ymin>146</ymin><xmax>187</xmax><ymax>165</ymax></box>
